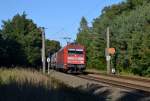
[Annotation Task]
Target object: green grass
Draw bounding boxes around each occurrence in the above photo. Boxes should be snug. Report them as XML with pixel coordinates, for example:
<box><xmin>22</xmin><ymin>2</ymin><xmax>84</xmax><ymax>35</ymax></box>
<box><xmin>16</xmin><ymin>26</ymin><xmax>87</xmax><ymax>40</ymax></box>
<box><xmin>0</xmin><ymin>68</ymin><xmax>99</xmax><ymax>101</ymax></box>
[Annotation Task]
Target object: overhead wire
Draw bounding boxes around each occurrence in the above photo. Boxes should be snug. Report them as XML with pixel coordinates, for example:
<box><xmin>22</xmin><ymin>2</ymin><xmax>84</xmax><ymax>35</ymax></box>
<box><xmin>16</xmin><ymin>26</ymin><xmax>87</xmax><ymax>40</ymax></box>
<box><xmin>50</xmin><ymin>1</ymin><xmax>104</xmax><ymax>45</ymax></box>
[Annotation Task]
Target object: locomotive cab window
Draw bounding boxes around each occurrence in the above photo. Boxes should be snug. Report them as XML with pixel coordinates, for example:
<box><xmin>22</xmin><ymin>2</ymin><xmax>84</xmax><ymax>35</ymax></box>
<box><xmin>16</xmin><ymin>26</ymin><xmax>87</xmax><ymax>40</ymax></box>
<box><xmin>68</xmin><ymin>49</ymin><xmax>83</xmax><ymax>54</ymax></box>
<box><xmin>68</xmin><ymin>50</ymin><xmax>76</xmax><ymax>54</ymax></box>
<box><xmin>75</xmin><ymin>51</ymin><xmax>83</xmax><ymax>54</ymax></box>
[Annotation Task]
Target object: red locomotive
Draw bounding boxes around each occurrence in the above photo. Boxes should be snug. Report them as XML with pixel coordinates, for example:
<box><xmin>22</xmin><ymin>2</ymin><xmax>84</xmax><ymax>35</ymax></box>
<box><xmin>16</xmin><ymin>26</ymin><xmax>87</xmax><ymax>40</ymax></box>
<box><xmin>51</xmin><ymin>43</ymin><xmax>86</xmax><ymax>73</ymax></box>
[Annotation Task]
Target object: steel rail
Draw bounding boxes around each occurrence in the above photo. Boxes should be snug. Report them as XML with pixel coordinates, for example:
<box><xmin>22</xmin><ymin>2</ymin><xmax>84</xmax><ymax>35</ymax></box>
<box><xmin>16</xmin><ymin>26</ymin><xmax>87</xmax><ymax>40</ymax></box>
<box><xmin>86</xmin><ymin>71</ymin><xmax>150</xmax><ymax>83</ymax></box>
<box><xmin>77</xmin><ymin>74</ymin><xmax>150</xmax><ymax>95</ymax></box>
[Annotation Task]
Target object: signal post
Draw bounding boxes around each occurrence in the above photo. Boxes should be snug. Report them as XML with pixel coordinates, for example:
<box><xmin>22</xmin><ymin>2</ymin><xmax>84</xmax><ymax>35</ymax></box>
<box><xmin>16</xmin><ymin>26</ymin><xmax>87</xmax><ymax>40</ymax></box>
<box><xmin>106</xmin><ymin>27</ymin><xmax>111</xmax><ymax>74</ymax></box>
<box><xmin>41</xmin><ymin>27</ymin><xmax>46</xmax><ymax>74</ymax></box>
<box><xmin>106</xmin><ymin>27</ymin><xmax>116</xmax><ymax>74</ymax></box>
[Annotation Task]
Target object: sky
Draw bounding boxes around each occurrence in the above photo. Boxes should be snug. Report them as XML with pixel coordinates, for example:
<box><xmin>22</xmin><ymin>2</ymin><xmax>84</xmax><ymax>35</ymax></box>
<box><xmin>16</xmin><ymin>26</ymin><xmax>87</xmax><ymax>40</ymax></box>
<box><xmin>0</xmin><ymin>0</ymin><xmax>123</xmax><ymax>46</ymax></box>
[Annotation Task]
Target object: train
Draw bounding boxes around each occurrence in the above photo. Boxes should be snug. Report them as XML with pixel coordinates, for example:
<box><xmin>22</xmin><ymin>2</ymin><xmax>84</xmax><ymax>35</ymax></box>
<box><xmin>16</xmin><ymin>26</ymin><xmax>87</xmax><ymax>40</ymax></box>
<box><xmin>50</xmin><ymin>43</ymin><xmax>86</xmax><ymax>73</ymax></box>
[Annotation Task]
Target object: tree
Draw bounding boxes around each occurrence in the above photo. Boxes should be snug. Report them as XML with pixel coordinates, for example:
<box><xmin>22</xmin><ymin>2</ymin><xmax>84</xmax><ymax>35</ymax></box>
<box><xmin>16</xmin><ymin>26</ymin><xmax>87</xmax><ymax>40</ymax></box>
<box><xmin>78</xmin><ymin>16</ymin><xmax>88</xmax><ymax>32</ymax></box>
<box><xmin>77</xmin><ymin>17</ymin><xmax>106</xmax><ymax>69</ymax></box>
<box><xmin>45</xmin><ymin>39</ymin><xmax>61</xmax><ymax>57</ymax></box>
<box><xmin>0</xmin><ymin>13</ymin><xmax>42</xmax><ymax>67</ymax></box>
<box><xmin>76</xmin><ymin>0</ymin><xmax>150</xmax><ymax>76</ymax></box>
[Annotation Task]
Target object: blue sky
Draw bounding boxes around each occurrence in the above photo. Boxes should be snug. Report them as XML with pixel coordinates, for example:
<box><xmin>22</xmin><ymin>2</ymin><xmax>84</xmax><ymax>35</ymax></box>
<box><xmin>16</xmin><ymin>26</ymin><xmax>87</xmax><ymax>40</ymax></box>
<box><xmin>0</xmin><ymin>0</ymin><xmax>123</xmax><ymax>46</ymax></box>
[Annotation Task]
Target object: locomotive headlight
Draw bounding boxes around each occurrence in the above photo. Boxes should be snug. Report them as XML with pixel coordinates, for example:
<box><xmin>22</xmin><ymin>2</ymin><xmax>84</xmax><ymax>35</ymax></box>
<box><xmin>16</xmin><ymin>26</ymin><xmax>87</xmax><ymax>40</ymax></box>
<box><xmin>64</xmin><ymin>64</ymin><xmax>67</xmax><ymax>66</ymax></box>
<box><xmin>77</xmin><ymin>57</ymin><xmax>84</xmax><ymax>61</ymax></box>
<box><xmin>68</xmin><ymin>57</ymin><xmax>74</xmax><ymax>60</ymax></box>
<box><xmin>80</xmin><ymin>61</ymin><xmax>84</xmax><ymax>63</ymax></box>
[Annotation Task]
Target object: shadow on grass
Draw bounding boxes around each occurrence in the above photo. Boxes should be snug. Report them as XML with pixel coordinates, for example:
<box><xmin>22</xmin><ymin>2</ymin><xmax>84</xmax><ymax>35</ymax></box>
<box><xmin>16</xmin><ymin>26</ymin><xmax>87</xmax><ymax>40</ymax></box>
<box><xmin>77</xmin><ymin>84</ymin><xmax>150</xmax><ymax>101</ymax></box>
<box><xmin>0</xmin><ymin>81</ymin><xmax>100</xmax><ymax>101</ymax></box>
<box><xmin>0</xmin><ymin>81</ymin><xmax>149</xmax><ymax>101</ymax></box>
<box><xmin>116</xmin><ymin>90</ymin><xmax>150</xmax><ymax>101</ymax></box>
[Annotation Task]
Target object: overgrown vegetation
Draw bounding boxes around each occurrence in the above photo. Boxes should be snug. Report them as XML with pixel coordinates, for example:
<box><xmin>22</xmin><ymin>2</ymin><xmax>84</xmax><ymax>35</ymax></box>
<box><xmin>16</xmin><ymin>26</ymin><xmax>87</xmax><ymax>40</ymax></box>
<box><xmin>76</xmin><ymin>0</ymin><xmax>150</xmax><ymax>76</ymax></box>
<box><xmin>0</xmin><ymin>13</ymin><xmax>60</xmax><ymax>68</ymax></box>
<box><xmin>0</xmin><ymin>68</ymin><xmax>99</xmax><ymax>101</ymax></box>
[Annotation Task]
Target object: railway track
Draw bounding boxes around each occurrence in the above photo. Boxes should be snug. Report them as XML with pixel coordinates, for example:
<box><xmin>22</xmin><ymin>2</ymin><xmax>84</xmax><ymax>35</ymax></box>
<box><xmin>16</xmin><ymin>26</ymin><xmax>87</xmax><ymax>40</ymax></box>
<box><xmin>86</xmin><ymin>71</ymin><xmax>150</xmax><ymax>83</ymax></box>
<box><xmin>76</xmin><ymin>74</ymin><xmax>150</xmax><ymax>95</ymax></box>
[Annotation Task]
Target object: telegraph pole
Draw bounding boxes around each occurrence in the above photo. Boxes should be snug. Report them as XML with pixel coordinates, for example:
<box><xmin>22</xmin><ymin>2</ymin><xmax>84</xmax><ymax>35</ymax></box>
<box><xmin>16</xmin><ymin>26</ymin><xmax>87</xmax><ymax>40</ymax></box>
<box><xmin>106</xmin><ymin>27</ymin><xmax>111</xmax><ymax>74</ymax></box>
<box><xmin>41</xmin><ymin>27</ymin><xmax>46</xmax><ymax>74</ymax></box>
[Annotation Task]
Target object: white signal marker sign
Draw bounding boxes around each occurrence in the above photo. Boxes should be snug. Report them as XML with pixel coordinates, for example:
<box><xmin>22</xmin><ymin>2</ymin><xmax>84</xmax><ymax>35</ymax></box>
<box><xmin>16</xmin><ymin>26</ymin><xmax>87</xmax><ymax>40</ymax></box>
<box><xmin>47</xmin><ymin>58</ymin><xmax>50</xmax><ymax>62</ymax></box>
<box><xmin>106</xmin><ymin>56</ymin><xmax>111</xmax><ymax>61</ymax></box>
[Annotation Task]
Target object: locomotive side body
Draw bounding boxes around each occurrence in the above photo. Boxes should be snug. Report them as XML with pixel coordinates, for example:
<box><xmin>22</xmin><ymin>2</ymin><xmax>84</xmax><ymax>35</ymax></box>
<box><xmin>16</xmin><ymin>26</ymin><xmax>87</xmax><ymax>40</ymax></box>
<box><xmin>56</xmin><ymin>47</ymin><xmax>67</xmax><ymax>70</ymax></box>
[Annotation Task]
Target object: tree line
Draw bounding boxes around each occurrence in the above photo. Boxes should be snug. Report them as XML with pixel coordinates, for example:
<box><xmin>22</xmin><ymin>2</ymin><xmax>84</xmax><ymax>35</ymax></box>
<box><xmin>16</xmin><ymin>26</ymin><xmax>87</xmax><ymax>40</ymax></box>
<box><xmin>0</xmin><ymin>13</ymin><xmax>60</xmax><ymax>68</ymax></box>
<box><xmin>76</xmin><ymin>0</ymin><xmax>150</xmax><ymax>76</ymax></box>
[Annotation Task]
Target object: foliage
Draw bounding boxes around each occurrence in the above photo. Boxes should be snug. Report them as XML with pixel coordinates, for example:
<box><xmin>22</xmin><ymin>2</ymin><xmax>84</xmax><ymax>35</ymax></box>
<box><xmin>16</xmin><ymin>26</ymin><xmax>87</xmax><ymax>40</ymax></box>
<box><xmin>0</xmin><ymin>13</ymin><xmax>60</xmax><ymax>68</ymax></box>
<box><xmin>76</xmin><ymin>1</ymin><xmax>150</xmax><ymax>76</ymax></box>
<box><xmin>77</xmin><ymin>17</ymin><xmax>106</xmax><ymax>70</ymax></box>
<box><xmin>0</xmin><ymin>13</ymin><xmax>42</xmax><ymax>67</ymax></box>
<box><xmin>45</xmin><ymin>39</ymin><xmax>61</xmax><ymax>57</ymax></box>
<box><xmin>110</xmin><ymin>3</ymin><xmax>150</xmax><ymax>76</ymax></box>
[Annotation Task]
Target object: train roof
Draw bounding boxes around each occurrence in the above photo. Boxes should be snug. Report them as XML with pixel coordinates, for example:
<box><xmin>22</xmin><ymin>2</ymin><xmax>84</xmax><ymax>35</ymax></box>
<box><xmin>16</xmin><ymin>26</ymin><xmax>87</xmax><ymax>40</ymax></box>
<box><xmin>66</xmin><ymin>42</ymin><xmax>84</xmax><ymax>48</ymax></box>
<box><xmin>54</xmin><ymin>43</ymin><xmax>84</xmax><ymax>54</ymax></box>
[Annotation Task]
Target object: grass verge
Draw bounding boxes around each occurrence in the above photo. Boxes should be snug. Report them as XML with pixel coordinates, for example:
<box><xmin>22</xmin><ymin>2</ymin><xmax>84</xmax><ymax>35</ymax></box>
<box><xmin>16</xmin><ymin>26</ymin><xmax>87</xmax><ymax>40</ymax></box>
<box><xmin>0</xmin><ymin>68</ymin><xmax>99</xmax><ymax>101</ymax></box>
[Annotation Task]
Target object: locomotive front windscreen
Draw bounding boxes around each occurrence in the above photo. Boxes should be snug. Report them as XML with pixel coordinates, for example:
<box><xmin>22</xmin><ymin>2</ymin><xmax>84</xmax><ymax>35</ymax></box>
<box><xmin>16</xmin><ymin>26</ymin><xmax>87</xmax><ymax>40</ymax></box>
<box><xmin>68</xmin><ymin>49</ymin><xmax>83</xmax><ymax>55</ymax></box>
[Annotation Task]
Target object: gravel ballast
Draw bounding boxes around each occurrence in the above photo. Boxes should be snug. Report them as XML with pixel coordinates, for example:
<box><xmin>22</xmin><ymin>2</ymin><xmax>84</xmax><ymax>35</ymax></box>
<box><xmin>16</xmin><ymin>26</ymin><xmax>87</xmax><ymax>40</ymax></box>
<box><xmin>48</xmin><ymin>70</ymin><xmax>150</xmax><ymax>101</ymax></box>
